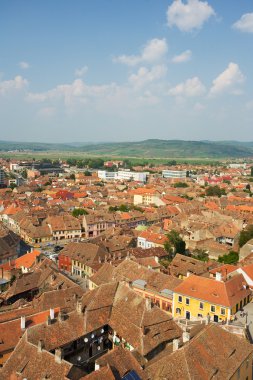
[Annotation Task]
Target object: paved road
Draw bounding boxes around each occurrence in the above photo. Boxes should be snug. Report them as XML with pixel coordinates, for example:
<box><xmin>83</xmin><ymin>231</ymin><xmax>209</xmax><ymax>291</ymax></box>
<box><xmin>233</xmin><ymin>302</ymin><xmax>253</xmax><ymax>341</ymax></box>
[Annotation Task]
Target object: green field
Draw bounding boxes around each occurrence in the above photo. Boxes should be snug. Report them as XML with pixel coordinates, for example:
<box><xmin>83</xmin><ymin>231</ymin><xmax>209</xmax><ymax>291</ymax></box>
<box><xmin>1</xmin><ymin>139</ymin><xmax>253</xmax><ymax>162</ymax></box>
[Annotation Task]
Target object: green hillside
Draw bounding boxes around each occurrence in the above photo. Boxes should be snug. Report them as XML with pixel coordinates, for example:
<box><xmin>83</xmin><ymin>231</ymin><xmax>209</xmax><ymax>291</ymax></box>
<box><xmin>0</xmin><ymin>139</ymin><xmax>253</xmax><ymax>158</ymax></box>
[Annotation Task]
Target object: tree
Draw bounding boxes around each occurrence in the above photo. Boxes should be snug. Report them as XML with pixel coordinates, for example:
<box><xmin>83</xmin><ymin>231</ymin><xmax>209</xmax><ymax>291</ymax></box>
<box><xmin>21</xmin><ymin>169</ymin><xmax>27</xmax><ymax>179</ymax></box>
<box><xmin>251</xmin><ymin>167</ymin><xmax>253</xmax><ymax>177</ymax></box>
<box><xmin>239</xmin><ymin>225</ymin><xmax>253</xmax><ymax>247</ymax></box>
<box><xmin>69</xmin><ymin>173</ymin><xmax>75</xmax><ymax>180</ymax></box>
<box><xmin>192</xmin><ymin>249</ymin><xmax>209</xmax><ymax>262</ymax></box>
<box><xmin>173</xmin><ymin>182</ymin><xmax>188</xmax><ymax>188</ymax></box>
<box><xmin>205</xmin><ymin>185</ymin><xmax>226</xmax><ymax>197</ymax></box>
<box><xmin>72</xmin><ymin>208</ymin><xmax>88</xmax><ymax>217</ymax></box>
<box><xmin>218</xmin><ymin>251</ymin><xmax>239</xmax><ymax>264</ymax></box>
<box><xmin>165</xmin><ymin>230</ymin><xmax>186</xmax><ymax>255</ymax></box>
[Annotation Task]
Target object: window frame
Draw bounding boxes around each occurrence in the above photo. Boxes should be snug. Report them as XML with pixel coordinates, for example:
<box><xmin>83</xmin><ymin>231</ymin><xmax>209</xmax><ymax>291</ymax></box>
<box><xmin>210</xmin><ymin>305</ymin><xmax>215</xmax><ymax>313</ymax></box>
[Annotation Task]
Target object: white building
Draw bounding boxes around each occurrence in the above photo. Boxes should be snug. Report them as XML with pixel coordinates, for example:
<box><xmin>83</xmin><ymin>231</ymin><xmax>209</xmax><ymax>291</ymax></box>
<box><xmin>97</xmin><ymin>169</ymin><xmax>148</xmax><ymax>182</ymax></box>
<box><xmin>97</xmin><ymin>170</ymin><xmax>117</xmax><ymax>181</ymax></box>
<box><xmin>162</xmin><ymin>170</ymin><xmax>187</xmax><ymax>179</ymax></box>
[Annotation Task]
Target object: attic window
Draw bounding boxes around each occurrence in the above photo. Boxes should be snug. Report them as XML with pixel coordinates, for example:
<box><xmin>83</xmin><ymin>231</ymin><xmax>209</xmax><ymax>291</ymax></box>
<box><xmin>212</xmin><ymin>292</ymin><xmax>218</xmax><ymax>297</ymax></box>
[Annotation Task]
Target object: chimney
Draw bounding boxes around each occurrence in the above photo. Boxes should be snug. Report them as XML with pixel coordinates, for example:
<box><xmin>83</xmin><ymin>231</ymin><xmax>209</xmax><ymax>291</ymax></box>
<box><xmin>51</xmin><ymin>274</ymin><xmax>56</xmax><ymax>283</ymax></box>
<box><xmin>95</xmin><ymin>362</ymin><xmax>100</xmax><ymax>371</ymax></box>
<box><xmin>55</xmin><ymin>348</ymin><xmax>62</xmax><ymax>364</ymax></box>
<box><xmin>58</xmin><ymin>311</ymin><xmax>65</xmax><ymax>322</ymax></box>
<box><xmin>182</xmin><ymin>331</ymin><xmax>190</xmax><ymax>343</ymax></box>
<box><xmin>145</xmin><ymin>298</ymin><xmax>152</xmax><ymax>311</ymax></box>
<box><xmin>47</xmin><ymin>316</ymin><xmax>52</xmax><ymax>325</ymax></box>
<box><xmin>38</xmin><ymin>339</ymin><xmax>44</xmax><ymax>353</ymax></box>
<box><xmin>215</xmin><ymin>272</ymin><xmax>222</xmax><ymax>282</ymax></box>
<box><xmin>50</xmin><ymin>308</ymin><xmax>55</xmax><ymax>320</ymax></box>
<box><xmin>21</xmin><ymin>316</ymin><xmax>26</xmax><ymax>330</ymax></box>
<box><xmin>76</xmin><ymin>299</ymin><xmax>83</xmax><ymax>314</ymax></box>
<box><xmin>173</xmin><ymin>339</ymin><xmax>180</xmax><ymax>351</ymax></box>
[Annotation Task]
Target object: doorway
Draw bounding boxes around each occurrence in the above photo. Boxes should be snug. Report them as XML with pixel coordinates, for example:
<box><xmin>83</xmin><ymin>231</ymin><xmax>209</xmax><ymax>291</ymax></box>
<box><xmin>186</xmin><ymin>311</ymin><xmax>191</xmax><ymax>320</ymax></box>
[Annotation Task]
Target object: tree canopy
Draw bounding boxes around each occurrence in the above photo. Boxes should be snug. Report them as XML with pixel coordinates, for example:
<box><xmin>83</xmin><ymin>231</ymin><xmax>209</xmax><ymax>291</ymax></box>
<box><xmin>164</xmin><ymin>230</ymin><xmax>186</xmax><ymax>258</ymax></box>
<box><xmin>218</xmin><ymin>251</ymin><xmax>239</xmax><ymax>264</ymax></box>
<box><xmin>239</xmin><ymin>225</ymin><xmax>253</xmax><ymax>247</ymax></box>
<box><xmin>72</xmin><ymin>208</ymin><xmax>89</xmax><ymax>217</ymax></box>
<box><xmin>205</xmin><ymin>185</ymin><xmax>226</xmax><ymax>197</ymax></box>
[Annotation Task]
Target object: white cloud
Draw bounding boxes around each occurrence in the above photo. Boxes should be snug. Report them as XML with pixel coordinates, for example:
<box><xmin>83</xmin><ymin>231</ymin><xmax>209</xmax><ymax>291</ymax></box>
<box><xmin>114</xmin><ymin>38</ymin><xmax>168</xmax><ymax>66</ymax></box>
<box><xmin>75</xmin><ymin>65</ymin><xmax>88</xmax><ymax>77</ymax></box>
<box><xmin>168</xmin><ymin>76</ymin><xmax>206</xmax><ymax>97</ymax></box>
<box><xmin>0</xmin><ymin>75</ymin><xmax>28</xmax><ymax>95</ymax></box>
<box><xmin>172</xmin><ymin>49</ymin><xmax>192</xmax><ymax>63</ymax></box>
<box><xmin>209</xmin><ymin>62</ymin><xmax>245</xmax><ymax>96</ymax></box>
<box><xmin>129</xmin><ymin>65</ymin><xmax>167</xmax><ymax>89</ymax></box>
<box><xmin>26</xmin><ymin>78</ymin><xmax>118</xmax><ymax>108</ymax></box>
<box><xmin>233</xmin><ymin>13</ymin><xmax>253</xmax><ymax>33</ymax></box>
<box><xmin>167</xmin><ymin>0</ymin><xmax>215</xmax><ymax>32</ymax></box>
<box><xmin>137</xmin><ymin>91</ymin><xmax>160</xmax><ymax>105</ymax></box>
<box><xmin>19</xmin><ymin>61</ymin><xmax>30</xmax><ymax>69</ymax></box>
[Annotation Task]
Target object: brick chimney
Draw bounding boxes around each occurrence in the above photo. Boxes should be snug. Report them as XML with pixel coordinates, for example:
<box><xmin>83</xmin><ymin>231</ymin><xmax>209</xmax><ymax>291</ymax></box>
<box><xmin>173</xmin><ymin>338</ymin><xmax>180</xmax><ymax>351</ymax></box>
<box><xmin>50</xmin><ymin>308</ymin><xmax>55</xmax><ymax>320</ymax></box>
<box><xmin>55</xmin><ymin>348</ymin><xmax>62</xmax><ymax>364</ymax></box>
<box><xmin>21</xmin><ymin>316</ymin><xmax>26</xmax><ymax>330</ymax></box>
<box><xmin>76</xmin><ymin>299</ymin><xmax>83</xmax><ymax>314</ymax></box>
<box><xmin>38</xmin><ymin>339</ymin><xmax>44</xmax><ymax>353</ymax></box>
<box><xmin>145</xmin><ymin>298</ymin><xmax>152</xmax><ymax>311</ymax></box>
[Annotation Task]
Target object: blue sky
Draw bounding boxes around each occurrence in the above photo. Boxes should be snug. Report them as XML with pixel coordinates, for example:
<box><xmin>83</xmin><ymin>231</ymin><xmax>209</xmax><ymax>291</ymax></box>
<box><xmin>0</xmin><ymin>0</ymin><xmax>253</xmax><ymax>143</ymax></box>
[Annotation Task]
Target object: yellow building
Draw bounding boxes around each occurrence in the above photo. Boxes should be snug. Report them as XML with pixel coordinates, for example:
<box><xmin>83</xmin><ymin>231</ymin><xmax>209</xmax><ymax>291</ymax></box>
<box><xmin>173</xmin><ymin>273</ymin><xmax>251</xmax><ymax>322</ymax></box>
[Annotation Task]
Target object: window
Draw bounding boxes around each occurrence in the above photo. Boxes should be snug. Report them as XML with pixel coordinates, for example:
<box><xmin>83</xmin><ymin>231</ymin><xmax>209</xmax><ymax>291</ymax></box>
<box><xmin>221</xmin><ymin>308</ymin><xmax>225</xmax><ymax>315</ymax></box>
<box><xmin>211</xmin><ymin>305</ymin><xmax>215</xmax><ymax>313</ymax></box>
<box><xmin>178</xmin><ymin>296</ymin><xmax>182</xmax><ymax>303</ymax></box>
<box><xmin>198</xmin><ymin>313</ymin><xmax>203</xmax><ymax>318</ymax></box>
<box><xmin>186</xmin><ymin>298</ymin><xmax>190</xmax><ymax>306</ymax></box>
<box><xmin>199</xmin><ymin>302</ymin><xmax>204</xmax><ymax>310</ymax></box>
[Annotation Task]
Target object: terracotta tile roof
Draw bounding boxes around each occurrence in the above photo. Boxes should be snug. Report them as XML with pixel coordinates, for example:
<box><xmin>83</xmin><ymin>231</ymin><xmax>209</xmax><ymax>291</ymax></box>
<box><xmin>139</xmin><ymin>231</ymin><xmax>167</xmax><ymax>245</ymax></box>
<box><xmin>240</xmin><ymin>263</ymin><xmax>253</xmax><ymax>280</ymax></box>
<box><xmin>145</xmin><ymin>324</ymin><xmax>253</xmax><ymax>380</ymax></box>
<box><xmin>97</xmin><ymin>346</ymin><xmax>144</xmax><ymax>379</ymax></box>
<box><xmin>209</xmin><ymin>264</ymin><xmax>238</xmax><ymax>277</ymax></box>
<box><xmin>0</xmin><ymin>334</ymin><xmax>73</xmax><ymax>380</ymax></box>
<box><xmin>0</xmin><ymin>308</ymin><xmax>59</xmax><ymax>354</ymax></box>
<box><xmin>174</xmin><ymin>273</ymin><xmax>250</xmax><ymax>308</ymax></box>
<box><xmin>90</xmin><ymin>259</ymin><xmax>182</xmax><ymax>293</ymax></box>
<box><xmin>14</xmin><ymin>249</ymin><xmax>41</xmax><ymax>269</ymax></box>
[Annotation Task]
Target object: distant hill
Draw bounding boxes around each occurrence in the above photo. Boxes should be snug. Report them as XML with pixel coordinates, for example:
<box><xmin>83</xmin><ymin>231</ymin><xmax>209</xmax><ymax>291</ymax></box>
<box><xmin>0</xmin><ymin>139</ymin><xmax>253</xmax><ymax>158</ymax></box>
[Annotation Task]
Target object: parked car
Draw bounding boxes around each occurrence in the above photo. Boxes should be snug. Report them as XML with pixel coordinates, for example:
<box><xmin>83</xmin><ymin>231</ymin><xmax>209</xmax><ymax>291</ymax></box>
<box><xmin>54</xmin><ymin>245</ymin><xmax>63</xmax><ymax>252</ymax></box>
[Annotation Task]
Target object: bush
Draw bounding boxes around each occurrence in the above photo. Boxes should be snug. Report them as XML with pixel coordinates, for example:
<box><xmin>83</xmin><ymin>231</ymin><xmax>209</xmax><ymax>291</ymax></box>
<box><xmin>72</xmin><ymin>208</ymin><xmax>88</xmax><ymax>217</ymax></box>
<box><xmin>239</xmin><ymin>225</ymin><xmax>253</xmax><ymax>247</ymax></box>
<box><xmin>173</xmin><ymin>182</ymin><xmax>188</xmax><ymax>188</ymax></box>
<box><xmin>205</xmin><ymin>185</ymin><xmax>226</xmax><ymax>197</ymax></box>
<box><xmin>218</xmin><ymin>251</ymin><xmax>239</xmax><ymax>264</ymax></box>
